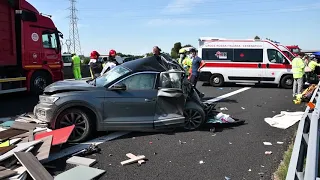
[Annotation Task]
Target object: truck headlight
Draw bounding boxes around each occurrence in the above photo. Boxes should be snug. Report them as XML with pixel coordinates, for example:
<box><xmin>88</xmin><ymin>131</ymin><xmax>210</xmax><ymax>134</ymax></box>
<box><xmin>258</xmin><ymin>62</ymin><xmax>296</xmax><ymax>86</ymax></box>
<box><xmin>39</xmin><ymin>95</ymin><xmax>59</xmax><ymax>104</ymax></box>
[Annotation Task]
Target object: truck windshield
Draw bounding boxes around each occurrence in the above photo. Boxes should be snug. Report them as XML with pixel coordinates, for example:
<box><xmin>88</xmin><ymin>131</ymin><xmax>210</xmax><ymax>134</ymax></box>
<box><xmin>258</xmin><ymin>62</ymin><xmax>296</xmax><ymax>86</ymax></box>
<box><xmin>42</xmin><ymin>31</ymin><xmax>59</xmax><ymax>50</ymax></box>
<box><xmin>292</xmin><ymin>48</ymin><xmax>300</xmax><ymax>54</ymax></box>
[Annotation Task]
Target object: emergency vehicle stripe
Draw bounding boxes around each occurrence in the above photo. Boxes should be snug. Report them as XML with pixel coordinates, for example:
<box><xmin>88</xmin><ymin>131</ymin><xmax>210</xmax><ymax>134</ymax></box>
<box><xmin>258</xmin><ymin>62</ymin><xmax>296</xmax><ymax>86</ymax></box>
<box><xmin>204</xmin><ymin>62</ymin><xmax>292</xmax><ymax>69</ymax></box>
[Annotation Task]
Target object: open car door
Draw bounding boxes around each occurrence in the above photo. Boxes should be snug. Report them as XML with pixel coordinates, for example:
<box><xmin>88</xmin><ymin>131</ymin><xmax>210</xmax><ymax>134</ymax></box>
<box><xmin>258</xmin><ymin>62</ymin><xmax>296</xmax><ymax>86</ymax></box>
<box><xmin>154</xmin><ymin>71</ymin><xmax>186</xmax><ymax>129</ymax></box>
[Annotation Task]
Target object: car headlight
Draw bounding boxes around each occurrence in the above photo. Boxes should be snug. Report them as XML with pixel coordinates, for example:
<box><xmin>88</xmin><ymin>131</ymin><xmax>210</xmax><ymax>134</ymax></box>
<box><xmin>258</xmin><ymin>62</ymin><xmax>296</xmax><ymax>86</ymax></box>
<box><xmin>39</xmin><ymin>95</ymin><xmax>59</xmax><ymax>104</ymax></box>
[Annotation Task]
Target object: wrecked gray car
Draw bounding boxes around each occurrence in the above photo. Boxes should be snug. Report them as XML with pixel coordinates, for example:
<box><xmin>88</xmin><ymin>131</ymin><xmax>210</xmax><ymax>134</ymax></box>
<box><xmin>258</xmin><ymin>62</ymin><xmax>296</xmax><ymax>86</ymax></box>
<box><xmin>33</xmin><ymin>55</ymin><xmax>215</xmax><ymax>142</ymax></box>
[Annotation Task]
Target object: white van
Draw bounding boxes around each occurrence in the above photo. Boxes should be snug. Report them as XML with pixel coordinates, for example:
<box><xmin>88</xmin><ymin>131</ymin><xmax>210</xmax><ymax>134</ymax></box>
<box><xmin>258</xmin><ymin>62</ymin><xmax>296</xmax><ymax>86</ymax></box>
<box><xmin>198</xmin><ymin>37</ymin><xmax>293</xmax><ymax>88</ymax></box>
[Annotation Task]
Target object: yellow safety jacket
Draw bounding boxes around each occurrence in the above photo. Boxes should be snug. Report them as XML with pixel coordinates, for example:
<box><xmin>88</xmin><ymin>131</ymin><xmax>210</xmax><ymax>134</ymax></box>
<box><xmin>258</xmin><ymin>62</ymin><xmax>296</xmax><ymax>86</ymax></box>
<box><xmin>181</xmin><ymin>57</ymin><xmax>192</xmax><ymax>75</ymax></box>
<box><xmin>292</xmin><ymin>57</ymin><xmax>305</xmax><ymax>79</ymax></box>
<box><xmin>72</xmin><ymin>55</ymin><xmax>81</xmax><ymax>68</ymax></box>
<box><xmin>308</xmin><ymin>61</ymin><xmax>320</xmax><ymax>71</ymax></box>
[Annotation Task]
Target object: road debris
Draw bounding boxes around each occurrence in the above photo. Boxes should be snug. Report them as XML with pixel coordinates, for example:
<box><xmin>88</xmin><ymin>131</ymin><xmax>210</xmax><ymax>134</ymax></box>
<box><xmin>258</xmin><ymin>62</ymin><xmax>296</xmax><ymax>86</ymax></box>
<box><xmin>248</xmin><ymin>169</ymin><xmax>252</xmax><ymax>172</ymax></box>
<box><xmin>225</xmin><ymin>176</ymin><xmax>231</xmax><ymax>180</ymax></box>
<box><xmin>229</xmin><ymin>142</ymin><xmax>232</xmax><ymax>145</ymax></box>
<box><xmin>179</xmin><ymin>140</ymin><xmax>186</xmax><ymax>144</ymax></box>
<box><xmin>277</xmin><ymin>141</ymin><xmax>284</xmax><ymax>144</ymax></box>
<box><xmin>241</xmin><ymin>107</ymin><xmax>245</xmax><ymax>110</ymax></box>
<box><xmin>0</xmin><ymin>113</ymin><xmax>109</xmax><ymax>179</ymax></box>
<box><xmin>121</xmin><ymin>153</ymin><xmax>146</xmax><ymax>166</ymax></box>
<box><xmin>263</xmin><ymin>142</ymin><xmax>272</xmax><ymax>146</ymax></box>
<box><xmin>199</xmin><ymin>160</ymin><xmax>204</xmax><ymax>164</ymax></box>
<box><xmin>265</xmin><ymin>151</ymin><xmax>272</xmax><ymax>155</ymax></box>
<box><xmin>220</xmin><ymin>107</ymin><xmax>228</xmax><ymax>111</ymax></box>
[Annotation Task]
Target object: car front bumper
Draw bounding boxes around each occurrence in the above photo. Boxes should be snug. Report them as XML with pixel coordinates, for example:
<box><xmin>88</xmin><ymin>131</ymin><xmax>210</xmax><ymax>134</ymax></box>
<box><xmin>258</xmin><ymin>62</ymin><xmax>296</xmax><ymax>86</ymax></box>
<box><xmin>33</xmin><ymin>102</ymin><xmax>58</xmax><ymax>126</ymax></box>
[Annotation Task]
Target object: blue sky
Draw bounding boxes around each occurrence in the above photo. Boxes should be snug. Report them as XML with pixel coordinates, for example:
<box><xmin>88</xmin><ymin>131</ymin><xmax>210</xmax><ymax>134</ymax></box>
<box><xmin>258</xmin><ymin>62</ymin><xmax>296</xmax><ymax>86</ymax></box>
<box><xmin>28</xmin><ymin>0</ymin><xmax>320</xmax><ymax>55</ymax></box>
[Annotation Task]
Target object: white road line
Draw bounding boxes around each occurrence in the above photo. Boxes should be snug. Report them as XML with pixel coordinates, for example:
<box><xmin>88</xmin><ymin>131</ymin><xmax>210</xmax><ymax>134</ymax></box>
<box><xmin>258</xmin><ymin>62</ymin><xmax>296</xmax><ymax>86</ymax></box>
<box><xmin>206</xmin><ymin>87</ymin><xmax>251</xmax><ymax>103</ymax></box>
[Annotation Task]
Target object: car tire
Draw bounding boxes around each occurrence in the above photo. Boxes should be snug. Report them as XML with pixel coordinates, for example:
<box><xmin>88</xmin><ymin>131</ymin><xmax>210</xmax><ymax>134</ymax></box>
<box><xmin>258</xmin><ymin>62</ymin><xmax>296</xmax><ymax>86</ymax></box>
<box><xmin>209</xmin><ymin>74</ymin><xmax>224</xmax><ymax>87</ymax></box>
<box><xmin>56</xmin><ymin>108</ymin><xmax>94</xmax><ymax>143</ymax></box>
<box><xmin>280</xmin><ymin>75</ymin><xmax>293</xmax><ymax>89</ymax></box>
<box><xmin>30</xmin><ymin>71</ymin><xmax>51</xmax><ymax>95</ymax></box>
<box><xmin>183</xmin><ymin>101</ymin><xmax>206</xmax><ymax>130</ymax></box>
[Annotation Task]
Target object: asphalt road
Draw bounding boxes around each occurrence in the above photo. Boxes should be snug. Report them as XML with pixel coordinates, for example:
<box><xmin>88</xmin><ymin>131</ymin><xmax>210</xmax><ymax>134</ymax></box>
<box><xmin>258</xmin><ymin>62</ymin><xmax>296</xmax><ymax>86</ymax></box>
<box><xmin>0</xmin><ymin>83</ymin><xmax>306</xmax><ymax>180</ymax></box>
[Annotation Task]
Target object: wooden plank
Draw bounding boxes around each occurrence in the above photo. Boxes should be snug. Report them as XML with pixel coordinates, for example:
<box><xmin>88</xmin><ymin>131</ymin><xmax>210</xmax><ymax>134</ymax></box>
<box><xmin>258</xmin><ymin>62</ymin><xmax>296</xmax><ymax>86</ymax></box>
<box><xmin>0</xmin><ymin>169</ymin><xmax>17</xmax><ymax>179</ymax></box>
<box><xmin>54</xmin><ymin>165</ymin><xmax>105</xmax><ymax>180</ymax></box>
<box><xmin>11</xmin><ymin>122</ymin><xmax>40</xmax><ymax>131</ymax></box>
<box><xmin>0</xmin><ymin>140</ymin><xmax>42</xmax><ymax>161</ymax></box>
<box><xmin>28</xmin><ymin>130</ymin><xmax>34</xmax><ymax>142</ymax></box>
<box><xmin>9</xmin><ymin>138</ymin><xmax>21</xmax><ymax>145</ymax></box>
<box><xmin>35</xmin><ymin>135</ymin><xmax>53</xmax><ymax>161</ymax></box>
<box><xmin>126</xmin><ymin>153</ymin><xmax>145</xmax><ymax>164</ymax></box>
<box><xmin>14</xmin><ymin>152</ymin><xmax>53</xmax><ymax>180</ymax></box>
<box><xmin>121</xmin><ymin>155</ymin><xmax>145</xmax><ymax>166</ymax></box>
<box><xmin>66</xmin><ymin>156</ymin><xmax>96</xmax><ymax>167</ymax></box>
<box><xmin>8</xmin><ymin>166</ymin><xmax>27</xmax><ymax>180</ymax></box>
<box><xmin>0</xmin><ymin>145</ymin><xmax>16</xmax><ymax>155</ymax></box>
<box><xmin>34</xmin><ymin>125</ymin><xmax>75</xmax><ymax>146</ymax></box>
<box><xmin>0</xmin><ymin>129</ymin><xmax>28</xmax><ymax>141</ymax></box>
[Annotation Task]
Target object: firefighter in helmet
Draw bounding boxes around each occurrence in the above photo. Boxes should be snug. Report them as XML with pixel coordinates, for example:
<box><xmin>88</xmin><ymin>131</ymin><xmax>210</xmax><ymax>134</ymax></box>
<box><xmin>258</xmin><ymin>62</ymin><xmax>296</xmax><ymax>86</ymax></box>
<box><xmin>89</xmin><ymin>50</ymin><xmax>102</xmax><ymax>79</ymax></box>
<box><xmin>108</xmin><ymin>49</ymin><xmax>119</xmax><ymax>66</ymax></box>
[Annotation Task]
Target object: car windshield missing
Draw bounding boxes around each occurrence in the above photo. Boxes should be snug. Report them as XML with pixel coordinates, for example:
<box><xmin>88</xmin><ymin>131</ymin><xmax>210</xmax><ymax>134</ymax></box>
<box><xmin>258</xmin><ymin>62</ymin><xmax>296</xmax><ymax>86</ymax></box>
<box><xmin>94</xmin><ymin>66</ymin><xmax>131</xmax><ymax>87</ymax></box>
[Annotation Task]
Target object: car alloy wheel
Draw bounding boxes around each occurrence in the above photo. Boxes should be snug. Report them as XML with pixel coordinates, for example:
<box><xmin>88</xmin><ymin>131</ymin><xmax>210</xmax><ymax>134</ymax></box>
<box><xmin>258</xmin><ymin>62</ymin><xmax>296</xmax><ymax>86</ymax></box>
<box><xmin>59</xmin><ymin>112</ymin><xmax>87</xmax><ymax>142</ymax></box>
<box><xmin>183</xmin><ymin>109</ymin><xmax>203</xmax><ymax>130</ymax></box>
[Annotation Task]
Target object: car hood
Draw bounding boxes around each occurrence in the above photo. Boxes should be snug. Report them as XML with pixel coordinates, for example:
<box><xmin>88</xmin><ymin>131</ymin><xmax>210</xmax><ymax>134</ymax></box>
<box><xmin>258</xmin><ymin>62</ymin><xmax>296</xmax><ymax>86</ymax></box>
<box><xmin>44</xmin><ymin>80</ymin><xmax>95</xmax><ymax>94</ymax></box>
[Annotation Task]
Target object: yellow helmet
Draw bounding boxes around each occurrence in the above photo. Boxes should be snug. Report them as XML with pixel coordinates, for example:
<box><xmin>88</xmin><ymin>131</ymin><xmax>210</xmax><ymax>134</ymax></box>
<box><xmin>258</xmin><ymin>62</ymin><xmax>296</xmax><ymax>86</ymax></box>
<box><xmin>179</xmin><ymin>48</ymin><xmax>187</xmax><ymax>54</ymax></box>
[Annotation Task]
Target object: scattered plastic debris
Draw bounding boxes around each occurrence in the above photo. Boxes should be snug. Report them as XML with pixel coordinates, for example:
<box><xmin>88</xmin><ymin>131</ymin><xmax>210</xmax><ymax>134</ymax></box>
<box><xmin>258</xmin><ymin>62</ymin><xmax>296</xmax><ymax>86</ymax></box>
<box><xmin>219</xmin><ymin>88</ymin><xmax>223</xmax><ymax>90</ymax></box>
<box><xmin>132</xmin><ymin>137</ymin><xmax>136</xmax><ymax>139</ymax></box>
<box><xmin>179</xmin><ymin>140</ymin><xmax>186</xmax><ymax>144</ymax></box>
<box><xmin>212</xmin><ymin>134</ymin><xmax>216</xmax><ymax>137</ymax></box>
<box><xmin>208</xmin><ymin>113</ymin><xmax>235</xmax><ymax>123</ymax></box>
<box><xmin>265</xmin><ymin>151</ymin><xmax>272</xmax><ymax>155</ymax></box>
<box><xmin>277</xmin><ymin>141</ymin><xmax>284</xmax><ymax>144</ymax></box>
<box><xmin>210</xmin><ymin>128</ymin><xmax>216</xmax><ymax>133</ymax></box>
<box><xmin>229</xmin><ymin>142</ymin><xmax>232</xmax><ymax>145</ymax></box>
<box><xmin>246</xmin><ymin>133</ymin><xmax>250</xmax><ymax>135</ymax></box>
<box><xmin>248</xmin><ymin>169</ymin><xmax>252</xmax><ymax>172</ymax></box>
<box><xmin>263</xmin><ymin>142</ymin><xmax>272</xmax><ymax>146</ymax></box>
<box><xmin>241</xmin><ymin>107</ymin><xmax>245</xmax><ymax>110</ymax></box>
<box><xmin>149</xmin><ymin>142</ymin><xmax>153</xmax><ymax>144</ymax></box>
<box><xmin>225</xmin><ymin>176</ymin><xmax>231</xmax><ymax>180</ymax></box>
<box><xmin>261</xmin><ymin>165</ymin><xmax>265</xmax><ymax>168</ymax></box>
<box><xmin>208</xmin><ymin>150</ymin><xmax>211</xmax><ymax>152</ymax></box>
<box><xmin>258</xmin><ymin>172</ymin><xmax>264</xmax><ymax>177</ymax></box>
<box><xmin>199</xmin><ymin>160</ymin><xmax>204</xmax><ymax>164</ymax></box>
<box><xmin>272</xmin><ymin>111</ymin><xmax>276</xmax><ymax>113</ymax></box>
<box><xmin>220</xmin><ymin>107</ymin><xmax>228</xmax><ymax>111</ymax></box>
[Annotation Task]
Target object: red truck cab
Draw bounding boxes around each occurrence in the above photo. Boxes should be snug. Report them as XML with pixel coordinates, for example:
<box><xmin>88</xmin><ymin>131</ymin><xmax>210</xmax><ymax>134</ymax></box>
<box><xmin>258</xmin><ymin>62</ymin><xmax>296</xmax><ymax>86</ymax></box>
<box><xmin>286</xmin><ymin>45</ymin><xmax>301</xmax><ymax>56</ymax></box>
<box><xmin>0</xmin><ymin>0</ymin><xmax>63</xmax><ymax>94</ymax></box>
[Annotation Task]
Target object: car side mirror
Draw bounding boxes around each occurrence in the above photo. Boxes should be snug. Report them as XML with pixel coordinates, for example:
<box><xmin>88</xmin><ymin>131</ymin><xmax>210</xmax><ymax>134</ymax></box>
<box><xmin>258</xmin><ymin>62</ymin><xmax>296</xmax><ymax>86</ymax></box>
<box><xmin>111</xmin><ymin>83</ymin><xmax>126</xmax><ymax>90</ymax></box>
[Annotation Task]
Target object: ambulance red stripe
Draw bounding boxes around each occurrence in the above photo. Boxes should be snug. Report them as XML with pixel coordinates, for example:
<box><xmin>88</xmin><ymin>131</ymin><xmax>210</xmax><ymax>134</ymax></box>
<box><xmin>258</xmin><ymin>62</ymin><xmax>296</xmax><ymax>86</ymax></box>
<box><xmin>203</xmin><ymin>62</ymin><xmax>292</xmax><ymax>69</ymax></box>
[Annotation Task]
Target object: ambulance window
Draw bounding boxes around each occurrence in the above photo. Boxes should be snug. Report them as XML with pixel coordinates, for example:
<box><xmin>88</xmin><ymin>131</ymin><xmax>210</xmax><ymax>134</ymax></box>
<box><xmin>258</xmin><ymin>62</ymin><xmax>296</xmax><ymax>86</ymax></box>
<box><xmin>202</xmin><ymin>48</ymin><xmax>233</xmax><ymax>61</ymax></box>
<box><xmin>267</xmin><ymin>49</ymin><xmax>286</xmax><ymax>64</ymax></box>
<box><xmin>233</xmin><ymin>49</ymin><xmax>263</xmax><ymax>62</ymax></box>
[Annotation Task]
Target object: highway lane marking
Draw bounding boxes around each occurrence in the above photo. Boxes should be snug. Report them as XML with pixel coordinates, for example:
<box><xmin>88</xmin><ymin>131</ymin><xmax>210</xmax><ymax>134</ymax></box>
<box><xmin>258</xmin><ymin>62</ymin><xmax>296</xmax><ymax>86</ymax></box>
<box><xmin>205</xmin><ymin>87</ymin><xmax>252</xmax><ymax>103</ymax></box>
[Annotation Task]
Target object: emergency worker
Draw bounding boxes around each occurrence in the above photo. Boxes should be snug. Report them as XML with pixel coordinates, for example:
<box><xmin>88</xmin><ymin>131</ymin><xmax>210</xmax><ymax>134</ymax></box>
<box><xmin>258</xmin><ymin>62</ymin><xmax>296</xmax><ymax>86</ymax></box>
<box><xmin>178</xmin><ymin>48</ymin><xmax>192</xmax><ymax>76</ymax></box>
<box><xmin>305</xmin><ymin>56</ymin><xmax>320</xmax><ymax>83</ymax></box>
<box><xmin>89</xmin><ymin>50</ymin><xmax>102</xmax><ymax>79</ymax></box>
<box><xmin>71</xmin><ymin>53</ymin><xmax>82</xmax><ymax>80</ymax></box>
<box><xmin>109</xmin><ymin>49</ymin><xmax>119</xmax><ymax>65</ymax></box>
<box><xmin>292</xmin><ymin>52</ymin><xmax>305</xmax><ymax>97</ymax></box>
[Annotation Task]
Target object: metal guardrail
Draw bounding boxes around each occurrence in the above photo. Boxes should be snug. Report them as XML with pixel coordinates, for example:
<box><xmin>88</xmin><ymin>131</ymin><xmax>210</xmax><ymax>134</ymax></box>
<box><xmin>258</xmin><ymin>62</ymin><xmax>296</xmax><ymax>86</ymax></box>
<box><xmin>286</xmin><ymin>82</ymin><xmax>320</xmax><ymax>180</ymax></box>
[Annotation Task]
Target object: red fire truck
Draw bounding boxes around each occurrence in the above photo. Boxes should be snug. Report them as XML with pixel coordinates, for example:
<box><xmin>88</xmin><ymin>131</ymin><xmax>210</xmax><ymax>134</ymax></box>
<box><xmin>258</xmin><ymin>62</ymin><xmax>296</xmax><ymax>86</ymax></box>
<box><xmin>286</xmin><ymin>45</ymin><xmax>301</xmax><ymax>56</ymax></box>
<box><xmin>0</xmin><ymin>0</ymin><xmax>64</xmax><ymax>95</ymax></box>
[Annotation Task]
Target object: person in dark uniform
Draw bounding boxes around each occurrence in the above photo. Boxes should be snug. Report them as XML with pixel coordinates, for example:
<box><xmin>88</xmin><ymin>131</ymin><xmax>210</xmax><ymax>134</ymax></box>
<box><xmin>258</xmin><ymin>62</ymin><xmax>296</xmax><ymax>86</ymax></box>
<box><xmin>89</xmin><ymin>50</ymin><xmax>102</xmax><ymax>79</ymax></box>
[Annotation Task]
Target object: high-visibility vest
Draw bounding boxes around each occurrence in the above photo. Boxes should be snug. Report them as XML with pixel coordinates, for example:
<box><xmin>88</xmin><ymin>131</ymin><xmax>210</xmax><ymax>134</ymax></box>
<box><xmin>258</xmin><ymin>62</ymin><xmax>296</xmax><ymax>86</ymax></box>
<box><xmin>308</xmin><ymin>61</ymin><xmax>320</xmax><ymax>71</ymax></box>
<box><xmin>182</xmin><ymin>57</ymin><xmax>192</xmax><ymax>75</ymax></box>
<box><xmin>292</xmin><ymin>57</ymin><xmax>305</xmax><ymax>79</ymax></box>
<box><xmin>72</xmin><ymin>56</ymin><xmax>81</xmax><ymax>68</ymax></box>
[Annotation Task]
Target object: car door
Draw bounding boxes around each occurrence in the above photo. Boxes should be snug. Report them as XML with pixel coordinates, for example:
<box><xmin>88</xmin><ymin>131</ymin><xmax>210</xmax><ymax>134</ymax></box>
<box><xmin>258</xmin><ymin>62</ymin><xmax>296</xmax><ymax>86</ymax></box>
<box><xmin>154</xmin><ymin>71</ymin><xmax>186</xmax><ymax>130</ymax></box>
<box><xmin>103</xmin><ymin>72</ymin><xmax>158</xmax><ymax>131</ymax></box>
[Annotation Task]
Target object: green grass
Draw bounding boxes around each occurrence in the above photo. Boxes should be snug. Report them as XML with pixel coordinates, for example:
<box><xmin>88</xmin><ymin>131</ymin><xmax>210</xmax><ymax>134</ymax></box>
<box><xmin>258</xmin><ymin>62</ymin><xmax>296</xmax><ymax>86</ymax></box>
<box><xmin>275</xmin><ymin>143</ymin><xmax>294</xmax><ymax>180</ymax></box>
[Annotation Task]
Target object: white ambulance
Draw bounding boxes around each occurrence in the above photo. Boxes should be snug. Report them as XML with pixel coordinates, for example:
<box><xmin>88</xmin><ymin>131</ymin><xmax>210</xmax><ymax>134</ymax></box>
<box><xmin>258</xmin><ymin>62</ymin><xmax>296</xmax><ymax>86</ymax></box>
<box><xmin>198</xmin><ymin>37</ymin><xmax>293</xmax><ymax>88</ymax></box>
